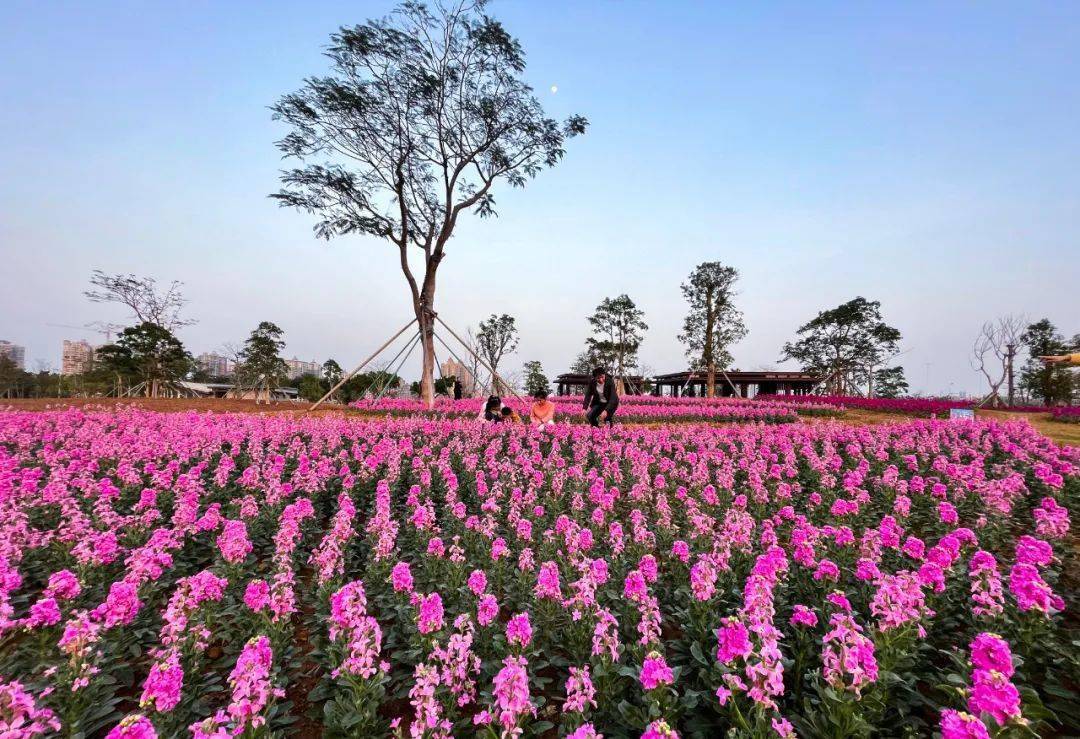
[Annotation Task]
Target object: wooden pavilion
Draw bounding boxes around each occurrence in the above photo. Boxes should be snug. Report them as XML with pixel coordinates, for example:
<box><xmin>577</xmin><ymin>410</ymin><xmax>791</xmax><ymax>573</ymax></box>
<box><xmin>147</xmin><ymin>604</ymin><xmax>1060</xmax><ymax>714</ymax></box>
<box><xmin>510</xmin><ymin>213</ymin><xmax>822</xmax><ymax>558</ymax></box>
<box><xmin>650</xmin><ymin>370</ymin><xmax>821</xmax><ymax>398</ymax></box>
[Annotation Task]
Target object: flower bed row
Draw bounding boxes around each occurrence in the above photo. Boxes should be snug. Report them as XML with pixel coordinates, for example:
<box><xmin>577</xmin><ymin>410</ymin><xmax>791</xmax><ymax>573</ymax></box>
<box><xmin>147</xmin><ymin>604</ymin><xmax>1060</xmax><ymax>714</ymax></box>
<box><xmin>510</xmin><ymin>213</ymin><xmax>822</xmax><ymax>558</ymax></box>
<box><xmin>757</xmin><ymin>394</ymin><xmax>1080</xmax><ymax>418</ymax></box>
<box><xmin>0</xmin><ymin>409</ymin><xmax>1076</xmax><ymax>737</ymax></box>
<box><xmin>350</xmin><ymin>395</ymin><xmax>844</xmax><ymax>424</ymax></box>
<box><xmin>1051</xmin><ymin>407</ymin><xmax>1080</xmax><ymax>424</ymax></box>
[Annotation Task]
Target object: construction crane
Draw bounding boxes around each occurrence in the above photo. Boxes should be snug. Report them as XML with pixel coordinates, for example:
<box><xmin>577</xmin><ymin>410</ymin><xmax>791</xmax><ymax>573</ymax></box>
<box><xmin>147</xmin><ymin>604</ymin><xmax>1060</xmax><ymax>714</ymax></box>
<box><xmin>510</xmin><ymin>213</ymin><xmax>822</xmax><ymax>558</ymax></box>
<box><xmin>46</xmin><ymin>322</ymin><xmax>123</xmax><ymax>343</ymax></box>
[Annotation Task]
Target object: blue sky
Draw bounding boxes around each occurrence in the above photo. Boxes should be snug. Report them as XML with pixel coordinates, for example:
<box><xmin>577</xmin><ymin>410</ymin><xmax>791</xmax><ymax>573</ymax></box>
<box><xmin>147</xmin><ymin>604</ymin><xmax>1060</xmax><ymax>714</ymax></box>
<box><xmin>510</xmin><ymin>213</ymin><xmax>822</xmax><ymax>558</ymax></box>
<box><xmin>1</xmin><ymin>1</ymin><xmax>1078</xmax><ymax>394</ymax></box>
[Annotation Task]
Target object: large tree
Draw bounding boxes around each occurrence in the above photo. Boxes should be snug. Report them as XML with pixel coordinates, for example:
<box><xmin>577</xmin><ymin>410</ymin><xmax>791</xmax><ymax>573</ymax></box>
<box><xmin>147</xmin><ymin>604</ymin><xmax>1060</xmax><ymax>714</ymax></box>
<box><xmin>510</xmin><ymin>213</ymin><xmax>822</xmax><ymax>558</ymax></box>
<box><xmin>522</xmin><ymin>360</ymin><xmax>550</xmax><ymax>396</ymax></box>
<box><xmin>1019</xmin><ymin>319</ymin><xmax>1076</xmax><ymax>406</ymax></box>
<box><xmin>235</xmin><ymin>322</ymin><xmax>288</xmax><ymax>403</ymax></box>
<box><xmin>780</xmin><ymin>297</ymin><xmax>901</xmax><ymax>396</ymax></box>
<box><xmin>677</xmin><ymin>262</ymin><xmax>747</xmax><ymax>397</ymax></box>
<box><xmin>84</xmin><ymin>270</ymin><xmax>194</xmax><ymax>331</ymax></box>
<box><xmin>476</xmin><ymin>313</ymin><xmax>518</xmax><ymax>394</ymax></box>
<box><xmin>971</xmin><ymin>315</ymin><xmax>1025</xmax><ymax>407</ymax></box>
<box><xmin>271</xmin><ymin>1</ymin><xmax>586</xmax><ymax>408</ymax></box>
<box><xmin>585</xmin><ymin>295</ymin><xmax>648</xmax><ymax>387</ymax></box>
<box><xmin>872</xmin><ymin>366</ymin><xmax>909</xmax><ymax>399</ymax></box>
<box><xmin>95</xmin><ymin>322</ymin><xmax>193</xmax><ymax>398</ymax></box>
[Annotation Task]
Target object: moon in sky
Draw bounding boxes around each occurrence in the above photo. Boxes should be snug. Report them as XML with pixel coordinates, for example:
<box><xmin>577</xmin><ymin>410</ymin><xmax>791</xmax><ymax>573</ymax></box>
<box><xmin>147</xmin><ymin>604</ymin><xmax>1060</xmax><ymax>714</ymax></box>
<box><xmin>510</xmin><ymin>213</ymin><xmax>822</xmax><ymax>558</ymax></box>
<box><xmin>550</xmin><ymin>85</ymin><xmax>558</xmax><ymax>94</ymax></box>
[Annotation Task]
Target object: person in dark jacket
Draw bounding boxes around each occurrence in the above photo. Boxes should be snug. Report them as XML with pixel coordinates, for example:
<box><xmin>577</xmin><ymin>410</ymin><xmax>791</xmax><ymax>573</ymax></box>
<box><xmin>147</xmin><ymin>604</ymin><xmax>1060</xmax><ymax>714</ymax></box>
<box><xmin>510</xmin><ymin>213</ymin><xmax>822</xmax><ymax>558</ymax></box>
<box><xmin>583</xmin><ymin>367</ymin><xmax>619</xmax><ymax>427</ymax></box>
<box><xmin>483</xmin><ymin>395</ymin><xmax>502</xmax><ymax>422</ymax></box>
<box><xmin>453</xmin><ymin>378</ymin><xmax>463</xmax><ymax>400</ymax></box>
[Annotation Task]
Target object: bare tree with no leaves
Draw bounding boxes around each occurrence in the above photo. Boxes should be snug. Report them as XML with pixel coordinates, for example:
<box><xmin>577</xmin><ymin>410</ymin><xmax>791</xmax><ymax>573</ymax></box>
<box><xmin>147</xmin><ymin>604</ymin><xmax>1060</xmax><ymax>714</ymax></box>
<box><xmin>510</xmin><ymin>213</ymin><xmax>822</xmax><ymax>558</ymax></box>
<box><xmin>84</xmin><ymin>270</ymin><xmax>195</xmax><ymax>331</ymax></box>
<box><xmin>971</xmin><ymin>314</ymin><xmax>1026</xmax><ymax>407</ymax></box>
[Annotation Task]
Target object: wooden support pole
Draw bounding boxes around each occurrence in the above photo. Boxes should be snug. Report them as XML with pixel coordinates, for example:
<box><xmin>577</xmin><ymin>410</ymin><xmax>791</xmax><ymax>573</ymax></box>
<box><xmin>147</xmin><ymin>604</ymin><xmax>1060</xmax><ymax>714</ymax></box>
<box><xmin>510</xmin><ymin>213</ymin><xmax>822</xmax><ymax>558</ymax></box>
<box><xmin>433</xmin><ymin>315</ymin><xmax>528</xmax><ymax>407</ymax></box>
<box><xmin>308</xmin><ymin>318</ymin><xmax>417</xmax><ymax>412</ymax></box>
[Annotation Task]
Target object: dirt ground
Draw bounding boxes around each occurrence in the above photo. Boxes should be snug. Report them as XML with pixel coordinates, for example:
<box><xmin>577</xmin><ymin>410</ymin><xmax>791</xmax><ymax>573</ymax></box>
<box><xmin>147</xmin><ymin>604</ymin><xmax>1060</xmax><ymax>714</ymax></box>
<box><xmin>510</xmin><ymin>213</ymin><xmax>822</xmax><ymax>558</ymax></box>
<box><xmin>1</xmin><ymin>397</ymin><xmax>1076</xmax><ymax>448</ymax></box>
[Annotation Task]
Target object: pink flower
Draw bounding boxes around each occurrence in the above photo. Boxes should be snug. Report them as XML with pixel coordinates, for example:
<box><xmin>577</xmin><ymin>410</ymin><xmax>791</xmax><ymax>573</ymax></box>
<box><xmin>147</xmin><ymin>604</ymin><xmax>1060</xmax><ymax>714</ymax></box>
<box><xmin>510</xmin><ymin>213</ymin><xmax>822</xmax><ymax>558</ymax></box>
<box><xmin>505</xmin><ymin>612</ymin><xmax>533</xmax><ymax>649</ymax></box>
<box><xmin>689</xmin><ymin>558</ymin><xmax>717</xmax><ymax>601</ymax></box>
<box><xmin>969</xmin><ymin>633</ymin><xmax>1014</xmax><ymax>677</ymax></box>
<box><xmin>140</xmin><ymin>651</ymin><xmax>183</xmax><ymax>712</ymax></box>
<box><xmin>244</xmin><ymin>580</ymin><xmax>270</xmax><ymax>612</ymax></box>
<box><xmin>939</xmin><ymin>709</ymin><xmax>990</xmax><ymax>739</ymax></box>
<box><xmin>46</xmin><ymin>570</ymin><xmax>81</xmax><ymax>601</ymax></box>
<box><xmin>639</xmin><ymin>651</ymin><xmax>674</xmax><ymax>690</ymax></box>
<box><xmin>790</xmin><ymin>605</ymin><xmax>818</xmax><ymax>628</ymax></box>
<box><xmin>96</xmin><ymin>581</ymin><xmax>141</xmax><ymax>628</ymax></box>
<box><xmin>417</xmin><ymin>592</ymin><xmax>444</xmax><ymax>634</ymax></box>
<box><xmin>813</xmin><ymin>559</ymin><xmax>840</xmax><ymax>582</ymax></box>
<box><xmin>1009</xmin><ymin>563</ymin><xmax>1057</xmax><ymax>612</ymax></box>
<box><xmin>107</xmin><ymin>714</ymin><xmax>158</xmax><ymax>738</ymax></box>
<box><xmin>641</xmin><ymin>719</ymin><xmax>679</xmax><ymax>738</ymax></box>
<box><xmin>216</xmin><ymin>519</ymin><xmax>252</xmax><ymax>564</ymax></box>
<box><xmin>492</xmin><ymin>655</ymin><xmax>534</xmax><ymax>733</ymax></box>
<box><xmin>564</xmin><ymin>665</ymin><xmax>596</xmax><ymax>713</ymax></box>
<box><xmin>623</xmin><ymin>570</ymin><xmax>648</xmax><ymax>602</ymax></box>
<box><xmin>535</xmin><ymin>561</ymin><xmax>563</xmax><ymax>600</ymax></box>
<box><xmin>391</xmin><ymin>561</ymin><xmax>414</xmax><ymax>593</ymax></box>
<box><xmin>968</xmin><ymin>669</ymin><xmax>1021</xmax><ymax>725</ymax></box>
<box><xmin>771</xmin><ymin>717</ymin><xmax>796</xmax><ymax>738</ymax></box>
<box><xmin>715</xmin><ymin>619</ymin><xmax>752</xmax><ymax>664</ymax></box>
<box><xmin>467</xmin><ymin>570</ymin><xmax>487</xmax><ymax>596</ymax></box>
<box><xmin>567</xmin><ymin>723</ymin><xmax>602</xmax><ymax>739</ymax></box>
<box><xmin>477</xmin><ymin>594</ymin><xmax>499</xmax><ymax>627</ymax></box>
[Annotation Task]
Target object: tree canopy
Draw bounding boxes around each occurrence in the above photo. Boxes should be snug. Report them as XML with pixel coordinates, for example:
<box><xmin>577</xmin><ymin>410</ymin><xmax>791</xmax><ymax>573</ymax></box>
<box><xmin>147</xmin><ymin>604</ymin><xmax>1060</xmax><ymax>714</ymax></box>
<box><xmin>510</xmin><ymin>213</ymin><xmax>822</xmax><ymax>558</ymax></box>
<box><xmin>780</xmin><ymin>297</ymin><xmax>901</xmax><ymax>396</ymax></box>
<box><xmin>95</xmin><ymin>322</ymin><xmax>193</xmax><ymax>397</ymax></box>
<box><xmin>1020</xmin><ymin>319</ymin><xmax>1076</xmax><ymax>406</ymax></box>
<box><xmin>271</xmin><ymin>0</ymin><xmax>586</xmax><ymax>407</ymax></box>
<box><xmin>522</xmin><ymin>360</ymin><xmax>550</xmax><ymax>396</ymax></box>
<box><xmin>585</xmin><ymin>295</ymin><xmax>648</xmax><ymax>382</ymax></box>
<box><xmin>236</xmin><ymin>322</ymin><xmax>288</xmax><ymax>401</ymax></box>
<box><xmin>476</xmin><ymin>314</ymin><xmax>518</xmax><ymax>393</ymax></box>
<box><xmin>678</xmin><ymin>262</ymin><xmax>747</xmax><ymax>397</ymax></box>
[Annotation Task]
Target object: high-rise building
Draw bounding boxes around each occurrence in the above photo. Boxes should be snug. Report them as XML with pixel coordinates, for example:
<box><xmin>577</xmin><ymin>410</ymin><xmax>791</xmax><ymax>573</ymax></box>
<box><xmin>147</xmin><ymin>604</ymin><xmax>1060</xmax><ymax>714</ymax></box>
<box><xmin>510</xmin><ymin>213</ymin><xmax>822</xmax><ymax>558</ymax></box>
<box><xmin>0</xmin><ymin>341</ymin><xmax>26</xmax><ymax>370</ymax></box>
<box><xmin>197</xmin><ymin>352</ymin><xmax>232</xmax><ymax>378</ymax></box>
<box><xmin>61</xmin><ymin>339</ymin><xmax>95</xmax><ymax>375</ymax></box>
<box><xmin>441</xmin><ymin>358</ymin><xmax>477</xmax><ymax>396</ymax></box>
<box><xmin>284</xmin><ymin>357</ymin><xmax>321</xmax><ymax>380</ymax></box>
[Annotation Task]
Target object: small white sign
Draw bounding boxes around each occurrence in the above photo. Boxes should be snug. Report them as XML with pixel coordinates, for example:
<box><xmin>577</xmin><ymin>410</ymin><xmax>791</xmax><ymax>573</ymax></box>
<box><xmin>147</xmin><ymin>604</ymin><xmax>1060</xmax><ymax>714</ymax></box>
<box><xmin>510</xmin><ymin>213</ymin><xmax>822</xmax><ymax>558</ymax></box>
<box><xmin>949</xmin><ymin>408</ymin><xmax>975</xmax><ymax>420</ymax></box>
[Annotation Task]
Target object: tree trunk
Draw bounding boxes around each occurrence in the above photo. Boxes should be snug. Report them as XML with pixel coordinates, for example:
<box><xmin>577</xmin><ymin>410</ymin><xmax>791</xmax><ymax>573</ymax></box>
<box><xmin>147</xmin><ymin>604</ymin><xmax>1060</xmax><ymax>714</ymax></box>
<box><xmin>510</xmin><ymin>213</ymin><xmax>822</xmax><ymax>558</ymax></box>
<box><xmin>707</xmin><ymin>362</ymin><xmax>716</xmax><ymax>399</ymax></box>
<box><xmin>415</xmin><ymin>272</ymin><xmax>438</xmax><ymax>410</ymax></box>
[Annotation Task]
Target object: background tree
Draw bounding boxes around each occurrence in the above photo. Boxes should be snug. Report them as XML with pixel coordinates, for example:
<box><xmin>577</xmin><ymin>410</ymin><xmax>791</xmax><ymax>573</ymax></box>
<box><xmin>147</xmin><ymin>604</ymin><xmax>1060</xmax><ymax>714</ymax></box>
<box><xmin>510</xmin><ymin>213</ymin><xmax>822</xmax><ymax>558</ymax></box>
<box><xmin>235</xmin><ymin>322</ymin><xmax>288</xmax><ymax>404</ymax></box>
<box><xmin>95</xmin><ymin>322</ymin><xmax>193</xmax><ymax>398</ymax></box>
<box><xmin>296</xmin><ymin>373</ymin><xmax>324</xmax><ymax>402</ymax></box>
<box><xmin>872</xmin><ymin>366</ymin><xmax>909</xmax><ymax>399</ymax></box>
<box><xmin>585</xmin><ymin>295</ymin><xmax>648</xmax><ymax>389</ymax></box>
<box><xmin>678</xmin><ymin>262</ymin><xmax>747</xmax><ymax>397</ymax></box>
<box><xmin>271</xmin><ymin>0</ymin><xmax>586</xmax><ymax>409</ymax></box>
<box><xmin>569</xmin><ymin>347</ymin><xmax>604</xmax><ymax>375</ymax></box>
<box><xmin>522</xmin><ymin>360</ymin><xmax>550</xmax><ymax>396</ymax></box>
<box><xmin>971</xmin><ymin>315</ymin><xmax>1025</xmax><ymax>407</ymax></box>
<box><xmin>1019</xmin><ymin>319</ymin><xmax>1076</xmax><ymax>406</ymax></box>
<box><xmin>476</xmin><ymin>314</ymin><xmax>518</xmax><ymax>394</ymax></box>
<box><xmin>780</xmin><ymin>297</ymin><xmax>901</xmax><ymax>396</ymax></box>
<box><xmin>84</xmin><ymin>270</ymin><xmax>194</xmax><ymax>331</ymax></box>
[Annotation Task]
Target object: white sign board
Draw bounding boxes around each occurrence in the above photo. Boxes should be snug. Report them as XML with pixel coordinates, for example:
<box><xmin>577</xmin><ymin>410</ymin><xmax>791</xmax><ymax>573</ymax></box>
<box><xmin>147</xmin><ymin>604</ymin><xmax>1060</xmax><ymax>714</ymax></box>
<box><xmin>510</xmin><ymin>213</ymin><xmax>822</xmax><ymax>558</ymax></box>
<box><xmin>949</xmin><ymin>408</ymin><xmax>975</xmax><ymax>420</ymax></box>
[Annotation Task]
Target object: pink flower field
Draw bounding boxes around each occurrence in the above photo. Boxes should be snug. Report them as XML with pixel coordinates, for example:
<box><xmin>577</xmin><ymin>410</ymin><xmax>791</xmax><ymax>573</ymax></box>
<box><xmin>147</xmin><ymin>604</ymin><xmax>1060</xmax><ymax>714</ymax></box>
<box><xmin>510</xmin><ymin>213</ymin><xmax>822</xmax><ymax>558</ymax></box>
<box><xmin>0</xmin><ymin>408</ymin><xmax>1078</xmax><ymax>738</ymax></box>
<box><xmin>350</xmin><ymin>395</ymin><xmax>844</xmax><ymax>424</ymax></box>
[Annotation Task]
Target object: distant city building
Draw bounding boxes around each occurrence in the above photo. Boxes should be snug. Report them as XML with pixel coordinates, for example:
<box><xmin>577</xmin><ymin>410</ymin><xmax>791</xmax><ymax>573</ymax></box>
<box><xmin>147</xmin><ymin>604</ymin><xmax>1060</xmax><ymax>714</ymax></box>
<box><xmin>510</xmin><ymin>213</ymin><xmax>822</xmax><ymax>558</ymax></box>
<box><xmin>284</xmin><ymin>357</ymin><xmax>321</xmax><ymax>380</ymax></box>
<box><xmin>0</xmin><ymin>340</ymin><xmax>26</xmax><ymax>370</ymax></box>
<box><xmin>197</xmin><ymin>352</ymin><xmax>233</xmax><ymax>378</ymax></box>
<box><xmin>441</xmin><ymin>358</ymin><xmax>477</xmax><ymax>396</ymax></box>
<box><xmin>61</xmin><ymin>339</ymin><xmax>95</xmax><ymax>375</ymax></box>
